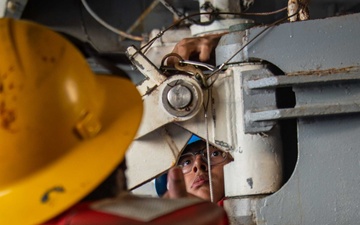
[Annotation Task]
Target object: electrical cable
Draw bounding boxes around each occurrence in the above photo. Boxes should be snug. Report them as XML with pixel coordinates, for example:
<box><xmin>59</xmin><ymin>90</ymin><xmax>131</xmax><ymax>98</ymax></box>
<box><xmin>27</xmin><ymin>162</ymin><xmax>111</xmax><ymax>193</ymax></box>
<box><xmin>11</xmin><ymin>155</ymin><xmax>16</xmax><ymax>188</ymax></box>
<box><xmin>206</xmin><ymin>8</ymin><xmax>302</xmax><ymax>88</ymax></box>
<box><xmin>125</xmin><ymin>0</ymin><xmax>161</xmax><ymax>41</ymax></box>
<box><xmin>159</xmin><ymin>0</ymin><xmax>198</xmax><ymax>24</ymax></box>
<box><xmin>141</xmin><ymin>4</ymin><xmax>291</xmax><ymax>56</ymax></box>
<box><xmin>201</xmin><ymin>85</ymin><xmax>214</xmax><ymax>202</ymax></box>
<box><xmin>204</xmin><ymin>110</ymin><xmax>214</xmax><ymax>202</ymax></box>
<box><xmin>79</xmin><ymin>0</ymin><xmax>98</xmax><ymax>51</ymax></box>
<box><xmin>220</xmin><ymin>6</ymin><xmax>288</xmax><ymax>16</ymax></box>
<box><xmin>81</xmin><ymin>0</ymin><xmax>143</xmax><ymax>41</ymax></box>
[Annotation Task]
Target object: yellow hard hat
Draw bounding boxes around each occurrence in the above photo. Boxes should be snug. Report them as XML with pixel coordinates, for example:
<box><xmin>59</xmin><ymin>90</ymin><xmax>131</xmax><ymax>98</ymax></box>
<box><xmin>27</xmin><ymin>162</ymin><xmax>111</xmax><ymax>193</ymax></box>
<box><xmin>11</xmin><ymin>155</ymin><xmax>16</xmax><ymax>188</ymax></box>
<box><xmin>0</xmin><ymin>18</ymin><xmax>143</xmax><ymax>224</ymax></box>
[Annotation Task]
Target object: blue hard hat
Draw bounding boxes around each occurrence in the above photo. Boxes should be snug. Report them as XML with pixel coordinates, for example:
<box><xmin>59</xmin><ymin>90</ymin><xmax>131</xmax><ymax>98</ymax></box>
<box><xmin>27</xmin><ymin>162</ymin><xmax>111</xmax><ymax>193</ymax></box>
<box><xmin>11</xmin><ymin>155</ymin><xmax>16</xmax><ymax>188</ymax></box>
<box><xmin>188</xmin><ymin>134</ymin><xmax>202</xmax><ymax>145</ymax></box>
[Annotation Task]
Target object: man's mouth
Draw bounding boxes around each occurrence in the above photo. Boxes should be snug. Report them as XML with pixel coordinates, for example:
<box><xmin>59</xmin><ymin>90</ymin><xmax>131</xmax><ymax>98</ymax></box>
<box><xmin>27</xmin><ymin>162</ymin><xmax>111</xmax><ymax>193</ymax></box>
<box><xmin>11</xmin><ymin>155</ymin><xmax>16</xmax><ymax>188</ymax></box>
<box><xmin>191</xmin><ymin>174</ymin><xmax>209</xmax><ymax>188</ymax></box>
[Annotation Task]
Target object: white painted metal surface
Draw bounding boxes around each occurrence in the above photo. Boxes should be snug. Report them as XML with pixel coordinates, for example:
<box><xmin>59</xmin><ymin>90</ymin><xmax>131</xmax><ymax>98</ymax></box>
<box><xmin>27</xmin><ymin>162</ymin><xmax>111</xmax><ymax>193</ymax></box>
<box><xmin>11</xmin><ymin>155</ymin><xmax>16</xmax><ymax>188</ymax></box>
<box><xmin>0</xmin><ymin>0</ymin><xmax>27</xmax><ymax>18</ymax></box>
<box><xmin>0</xmin><ymin>0</ymin><xmax>6</xmax><ymax>17</ymax></box>
<box><xmin>126</xmin><ymin>123</ymin><xmax>192</xmax><ymax>189</ymax></box>
<box><xmin>210</xmin><ymin>64</ymin><xmax>283</xmax><ymax>196</ymax></box>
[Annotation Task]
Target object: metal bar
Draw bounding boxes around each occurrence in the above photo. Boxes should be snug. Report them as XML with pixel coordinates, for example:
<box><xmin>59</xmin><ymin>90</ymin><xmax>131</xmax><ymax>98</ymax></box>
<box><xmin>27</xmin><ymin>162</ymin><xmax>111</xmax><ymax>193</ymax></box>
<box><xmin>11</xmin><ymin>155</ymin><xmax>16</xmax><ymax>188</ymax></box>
<box><xmin>125</xmin><ymin>0</ymin><xmax>161</xmax><ymax>37</ymax></box>
<box><xmin>247</xmin><ymin>70</ymin><xmax>360</xmax><ymax>89</ymax></box>
<box><xmin>249</xmin><ymin>102</ymin><xmax>360</xmax><ymax>122</ymax></box>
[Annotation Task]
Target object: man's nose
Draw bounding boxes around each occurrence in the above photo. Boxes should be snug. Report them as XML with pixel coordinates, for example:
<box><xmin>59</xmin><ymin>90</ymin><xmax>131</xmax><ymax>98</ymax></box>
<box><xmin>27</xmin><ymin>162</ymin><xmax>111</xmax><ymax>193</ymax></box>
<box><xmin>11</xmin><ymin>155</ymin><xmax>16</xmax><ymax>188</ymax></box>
<box><xmin>192</xmin><ymin>155</ymin><xmax>208</xmax><ymax>173</ymax></box>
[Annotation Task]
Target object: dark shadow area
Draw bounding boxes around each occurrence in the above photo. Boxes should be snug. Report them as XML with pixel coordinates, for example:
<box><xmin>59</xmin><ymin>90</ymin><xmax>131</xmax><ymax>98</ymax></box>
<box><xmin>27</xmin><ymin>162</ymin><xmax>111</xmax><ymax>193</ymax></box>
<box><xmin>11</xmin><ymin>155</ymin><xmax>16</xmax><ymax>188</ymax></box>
<box><xmin>268</xmin><ymin>63</ymin><xmax>298</xmax><ymax>185</ymax></box>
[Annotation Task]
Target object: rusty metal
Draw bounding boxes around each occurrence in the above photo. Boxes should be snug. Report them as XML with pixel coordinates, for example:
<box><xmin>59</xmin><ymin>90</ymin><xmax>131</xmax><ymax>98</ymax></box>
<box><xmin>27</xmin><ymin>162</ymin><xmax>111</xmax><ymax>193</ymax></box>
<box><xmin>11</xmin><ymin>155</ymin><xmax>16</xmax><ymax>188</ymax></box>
<box><xmin>247</xmin><ymin>68</ymin><xmax>360</xmax><ymax>90</ymax></box>
<box><xmin>286</xmin><ymin>66</ymin><xmax>358</xmax><ymax>76</ymax></box>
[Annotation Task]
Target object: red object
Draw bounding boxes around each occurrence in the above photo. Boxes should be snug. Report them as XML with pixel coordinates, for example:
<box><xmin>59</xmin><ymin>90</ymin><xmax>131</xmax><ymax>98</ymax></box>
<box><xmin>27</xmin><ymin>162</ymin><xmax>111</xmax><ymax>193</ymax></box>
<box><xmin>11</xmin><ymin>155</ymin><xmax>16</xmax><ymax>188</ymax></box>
<box><xmin>43</xmin><ymin>197</ymin><xmax>229</xmax><ymax>225</ymax></box>
<box><xmin>217</xmin><ymin>198</ymin><xmax>225</xmax><ymax>207</ymax></box>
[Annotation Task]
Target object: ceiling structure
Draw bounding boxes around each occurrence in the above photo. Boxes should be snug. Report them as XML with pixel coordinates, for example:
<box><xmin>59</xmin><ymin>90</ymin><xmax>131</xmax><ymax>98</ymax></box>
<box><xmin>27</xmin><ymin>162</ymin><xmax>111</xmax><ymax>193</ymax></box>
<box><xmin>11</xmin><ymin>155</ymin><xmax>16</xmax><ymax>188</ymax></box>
<box><xmin>17</xmin><ymin>0</ymin><xmax>360</xmax><ymax>54</ymax></box>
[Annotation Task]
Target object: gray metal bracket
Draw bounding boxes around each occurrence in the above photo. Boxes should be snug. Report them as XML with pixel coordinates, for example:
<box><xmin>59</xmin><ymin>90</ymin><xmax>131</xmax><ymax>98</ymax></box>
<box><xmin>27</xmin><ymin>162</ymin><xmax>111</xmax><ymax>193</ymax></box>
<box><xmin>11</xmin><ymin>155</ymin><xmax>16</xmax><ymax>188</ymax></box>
<box><xmin>243</xmin><ymin>68</ymin><xmax>360</xmax><ymax>133</ymax></box>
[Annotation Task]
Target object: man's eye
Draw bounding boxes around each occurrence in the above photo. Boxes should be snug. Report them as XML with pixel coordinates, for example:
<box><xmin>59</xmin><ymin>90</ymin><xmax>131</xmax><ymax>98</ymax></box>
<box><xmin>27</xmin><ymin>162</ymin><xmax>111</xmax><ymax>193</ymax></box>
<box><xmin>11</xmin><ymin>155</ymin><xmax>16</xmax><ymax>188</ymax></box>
<box><xmin>211</xmin><ymin>150</ymin><xmax>222</xmax><ymax>157</ymax></box>
<box><xmin>179</xmin><ymin>157</ymin><xmax>193</xmax><ymax>167</ymax></box>
<box><xmin>182</xmin><ymin>159</ymin><xmax>192</xmax><ymax>166</ymax></box>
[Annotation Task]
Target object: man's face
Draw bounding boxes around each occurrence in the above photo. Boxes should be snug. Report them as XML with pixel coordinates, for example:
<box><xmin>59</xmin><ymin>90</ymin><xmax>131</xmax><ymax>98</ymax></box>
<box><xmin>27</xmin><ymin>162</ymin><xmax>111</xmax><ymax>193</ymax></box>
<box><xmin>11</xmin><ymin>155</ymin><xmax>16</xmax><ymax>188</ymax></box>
<box><xmin>177</xmin><ymin>141</ymin><xmax>232</xmax><ymax>202</ymax></box>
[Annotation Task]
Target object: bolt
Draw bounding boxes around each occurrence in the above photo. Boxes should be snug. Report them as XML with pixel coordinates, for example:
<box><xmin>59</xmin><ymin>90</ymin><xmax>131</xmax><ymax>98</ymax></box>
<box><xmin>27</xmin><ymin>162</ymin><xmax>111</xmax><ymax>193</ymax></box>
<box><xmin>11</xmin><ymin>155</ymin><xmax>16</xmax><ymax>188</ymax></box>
<box><xmin>167</xmin><ymin>84</ymin><xmax>192</xmax><ymax>110</ymax></box>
